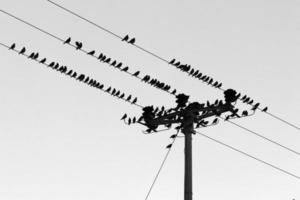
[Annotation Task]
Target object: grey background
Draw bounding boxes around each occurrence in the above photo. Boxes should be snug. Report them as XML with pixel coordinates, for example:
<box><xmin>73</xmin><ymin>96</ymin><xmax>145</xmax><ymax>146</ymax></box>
<box><xmin>0</xmin><ymin>0</ymin><xmax>299</xmax><ymax>199</ymax></box>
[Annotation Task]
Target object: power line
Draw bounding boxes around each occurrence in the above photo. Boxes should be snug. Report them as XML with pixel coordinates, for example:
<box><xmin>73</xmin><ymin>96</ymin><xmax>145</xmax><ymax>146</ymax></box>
<box><xmin>195</xmin><ymin>130</ymin><xmax>300</xmax><ymax>180</ymax></box>
<box><xmin>144</xmin><ymin>130</ymin><xmax>179</xmax><ymax>200</ymax></box>
<box><xmin>219</xmin><ymin>116</ymin><xmax>300</xmax><ymax>156</ymax></box>
<box><xmin>0</xmin><ymin>41</ymin><xmax>144</xmax><ymax>109</ymax></box>
<box><xmin>44</xmin><ymin>1</ymin><xmax>300</xmax><ymax>132</ymax></box>
<box><xmin>1</xmin><ymin>10</ymin><xmax>298</xmax><ymax>157</ymax></box>
<box><xmin>0</xmin><ymin>9</ymin><xmax>180</xmax><ymax>98</ymax></box>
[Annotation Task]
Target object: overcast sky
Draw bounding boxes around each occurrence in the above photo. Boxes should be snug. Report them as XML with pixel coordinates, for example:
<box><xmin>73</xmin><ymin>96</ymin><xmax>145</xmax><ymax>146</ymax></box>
<box><xmin>0</xmin><ymin>0</ymin><xmax>300</xmax><ymax>199</ymax></box>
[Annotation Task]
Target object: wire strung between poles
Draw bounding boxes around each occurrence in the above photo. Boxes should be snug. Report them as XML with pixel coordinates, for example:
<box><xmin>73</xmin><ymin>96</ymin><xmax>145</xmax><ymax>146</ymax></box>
<box><xmin>44</xmin><ymin>1</ymin><xmax>300</xmax><ymax>132</ymax></box>
<box><xmin>195</xmin><ymin>130</ymin><xmax>300</xmax><ymax>180</ymax></box>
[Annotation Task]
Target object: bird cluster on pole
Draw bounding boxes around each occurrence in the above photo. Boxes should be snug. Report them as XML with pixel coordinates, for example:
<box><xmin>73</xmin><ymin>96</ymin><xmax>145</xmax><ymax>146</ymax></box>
<box><xmin>8</xmin><ymin>43</ymin><xmax>139</xmax><ymax>106</ymax></box>
<box><xmin>62</xmin><ymin>37</ymin><xmax>178</xmax><ymax>96</ymax></box>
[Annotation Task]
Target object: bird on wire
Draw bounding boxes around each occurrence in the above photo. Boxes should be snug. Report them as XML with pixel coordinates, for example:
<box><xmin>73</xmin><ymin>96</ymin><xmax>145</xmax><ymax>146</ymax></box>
<box><xmin>87</xmin><ymin>50</ymin><xmax>95</xmax><ymax>56</ymax></box>
<box><xmin>75</xmin><ymin>41</ymin><xmax>83</xmax><ymax>50</ymax></box>
<box><xmin>64</xmin><ymin>37</ymin><xmax>71</xmax><ymax>44</ymax></box>
<box><xmin>132</xmin><ymin>97</ymin><xmax>137</xmax><ymax>104</ymax></box>
<box><xmin>122</xmin><ymin>35</ymin><xmax>129</xmax><ymax>42</ymax></box>
<box><xmin>169</xmin><ymin>58</ymin><xmax>176</xmax><ymax>65</ymax></box>
<box><xmin>128</xmin><ymin>38</ymin><xmax>136</xmax><ymax>44</ymax></box>
<box><xmin>262</xmin><ymin>106</ymin><xmax>268</xmax><ymax>112</ymax></box>
<box><xmin>121</xmin><ymin>113</ymin><xmax>127</xmax><ymax>120</ymax></box>
<box><xmin>39</xmin><ymin>58</ymin><xmax>47</xmax><ymax>64</ymax></box>
<box><xmin>19</xmin><ymin>47</ymin><xmax>26</xmax><ymax>54</ymax></box>
<box><xmin>166</xmin><ymin>144</ymin><xmax>172</xmax><ymax>149</ymax></box>
<box><xmin>9</xmin><ymin>43</ymin><xmax>16</xmax><ymax>50</ymax></box>
<box><xmin>133</xmin><ymin>71</ymin><xmax>140</xmax><ymax>77</ymax></box>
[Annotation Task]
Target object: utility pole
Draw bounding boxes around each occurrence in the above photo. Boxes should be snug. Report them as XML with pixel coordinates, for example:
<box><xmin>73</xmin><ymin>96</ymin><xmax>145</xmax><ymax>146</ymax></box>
<box><xmin>125</xmin><ymin>89</ymin><xmax>240</xmax><ymax>200</ymax></box>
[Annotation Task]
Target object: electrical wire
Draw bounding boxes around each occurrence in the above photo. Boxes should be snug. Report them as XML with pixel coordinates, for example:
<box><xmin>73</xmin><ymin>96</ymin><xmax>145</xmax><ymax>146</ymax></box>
<box><xmin>0</xmin><ymin>41</ymin><xmax>144</xmax><ymax>109</ymax></box>
<box><xmin>0</xmin><ymin>9</ymin><xmax>179</xmax><ymax>98</ymax></box>
<box><xmin>1</xmin><ymin>9</ymin><xmax>298</xmax><ymax>157</ymax></box>
<box><xmin>195</xmin><ymin>130</ymin><xmax>300</xmax><ymax>180</ymax></box>
<box><xmin>44</xmin><ymin>1</ymin><xmax>300</xmax><ymax>132</ymax></box>
<box><xmin>219</xmin><ymin>116</ymin><xmax>300</xmax><ymax>156</ymax></box>
<box><xmin>144</xmin><ymin>130</ymin><xmax>179</xmax><ymax>200</ymax></box>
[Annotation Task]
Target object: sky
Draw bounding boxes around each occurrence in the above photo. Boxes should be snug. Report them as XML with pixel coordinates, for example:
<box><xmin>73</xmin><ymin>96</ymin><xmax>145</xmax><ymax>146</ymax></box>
<box><xmin>0</xmin><ymin>0</ymin><xmax>300</xmax><ymax>199</ymax></box>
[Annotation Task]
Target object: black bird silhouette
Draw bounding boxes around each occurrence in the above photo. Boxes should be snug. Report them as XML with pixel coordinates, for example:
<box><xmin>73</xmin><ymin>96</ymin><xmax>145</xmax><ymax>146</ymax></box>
<box><xmin>217</xmin><ymin>83</ymin><xmax>222</xmax><ymax>88</ymax></box>
<box><xmin>9</xmin><ymin>43</ymin><xmax>16</xmax><ymax>50</ymax></box>
<box><xmin>242</xmin><ymin>110</ymin><xmax>248</xmax><ymax>116</ymax></box>
<box><xmin>133</xmin><ymin>71</ymin><xmax>140</xmax><ymax>77</ymax></box>
<box><xmin>128</xmin><ymin>118</ymin><xmax>132</xmax><ymax>125</ymax></box>
<box><xmin>105</xmin><ymin>87</ymin><xmax>111</xmax><ymax>93</ymax></box>
<box><xmin>262</xmin><ymin>106</ymin><xmax>268</xmax><ymax>112</ymax></box>
<box><xmin>171</xmin><ymin>89</ymin><xmax>177</xmax><ymax>95</ymax></box>
<box><xmin>128</xmin><ymin>38</ymin><xmax>136</xmax><ymax>44</ymax></box>
<box><xmin>122</xmin><ymin>35</ymin><xmax>129</xmax><ymax>41</ymax></box>
<box><xmin>248</xmin><ymin>99</ymin><xmax>254</xmax><ymax>105</ymax></box>
<box><xmin>66</xmin><ymin>69</ymin><xmax>73</xmax><ymax>76</ymax></box>
<box><xmin>132</xmin><ymin>117</ymin><xmax>136</xmax><ymax>123</ymax></box>
<box><xmin>212</xmin><ymin>118</ymin><xmax>219</xmax><ymax>124</ymax></box>
<box><xmin>131</xmin><ymin>97</ymin><xmax>137</xmax><ymax>104</ymax></box>
<box><xmin>174</xmin><ymin>61</ymin><xmax>181</xmax><ymax>67</ymax></box>
<box><xmin>126</xmin><ymin>95</ymin><xmax>132</xmax><ymax>101</ymax></box>
<box><xmin>33</xmin><ymin>53</ymin><xmax>39</xmax><ymax>60</ymax></box>
<box><xmin>98</xmin><ymin>53</ymin><xmax>103</xmax><ymax>60</ymax></box>
<box><xmin>64</xmin><ymin>37</ymin><xmax>71</xmax><ymax>44</ymax></box>
<box><xmin>77</xmin><ymin>74</ymin><xmax>85</xmax><ymax>81</ymax></box>
<box><xmin>121</xmin><ymin>113</ymin><xmax>127</xmax><ymax>120</ymax></box>
<box><xmin>169</xmin><ymin>58</ymin><xmax>176</xmax><ymax>65</ymax></box>
<box><xmin>225</xmin><ymin>115</ymin><xmax>230</xmax><ymax>121</ymax></box>
<box><xmin>54</xmin><ymin>63</ymin><xmax>60</xmax><ymax>70</ymax></box>
<box><xmin>84</xmin><ymin>77</ymin><xmax>90</xmax><ymax>83</ymax></box>
<box><xmin>115</xmin><ymin>90</ymin><xmax>120</xmax><ymax>97</ymax></box>
<box><xmin>251</xmin><ymin>103</ymin><xmax>260</xmax><ymax>111</ymax></box>
<box><xmin>170</xmin><ymin>134</ymin><xmax>177</xmax><ymax>139</ymax></box>
<box><xmin>105</xmin><ymin>58</ymin><xmax>111</xmax><ymax>63</ymax></box>
<box><xmin>100</xmin><ymin>55</ymin><xmax>106</xmax><ymax>62</ymax></box>
<box><xmin>166</xmin><ymin>144</ymin><xmax>172</xmax><ymax>149</ymax></box>
<box><xmin>19</xmin><ymin>47</ymin><xmax>26</xmax><ymax>54</ymax></box>
<box><xmin>87</xmin><ymin>50</ymin><xmax>95</xmax><ymax>56</ymax></box>
<box><xmin>75</xmin><ymin>41</ymin><xmax>82</xmax><ymax>50</ymax></box>
<box><xmin>110</xmin><ymin>60</ymin><xmax>117</xmax><ymax>67</ymax></box>
<box><xmin>48</xmin><ymin>62</ymin><xmax>55</xmax><ymax>67</ymax></box>
<box><xmin>122</xmin><ymin>66</ymin><xmax>129</xmax><ymax>72</ymax></box>
<box><xmin>112</xmin><ymin>88</ymin><xmax>116</xmax><ymax>95</ymax></box>
<box><xmin>116</xmin><ymin>62</ymin><xmax>123</xmax><ymax>68</ymax></box>
<box><xmin>99</xmin><ymin>84</ymin><xmax>104</xmax><ymax>90</ymax></box>
<box><xmin>241</xmin><ymin>95</ymin><xmax>247</xmax><ymax>100</ymax></box>
<box><xmin>119</xmin><ymin>93</ymin><xmax>125</xmax><ymax>99</ymax></box>
<box><xmin>39</xmin><ymin>58</ymin><xmax>46</xmax><ymax>64</ymax></box>
<box><xmin>28</xmin><ymin>52</ymin><xmax>35</xmax><ymax>59</ymax></box>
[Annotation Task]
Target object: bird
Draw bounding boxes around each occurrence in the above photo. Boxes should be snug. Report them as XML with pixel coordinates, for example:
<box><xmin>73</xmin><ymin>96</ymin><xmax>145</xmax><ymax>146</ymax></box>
<box><xmin>126</xmin><ymin>95</ymin><xmax>132</xmax><ymax>101</ymax></box>
<box><xmin>121</xmin><ymin>113</ymin><xmax>127</xmax><ymax>120</ymax></box>
<box><xmin>242</xmin><ymin>110</ymin><xmax>248</xmax><ymax>116</ymax></box>
<box><xmin>66</xmin><ymin>69</ymin><xmax>73</xmax><ymax>76</ymax></box>
<box><xmin>99</xmin><ymin>84</ymin><xmax>104</xmax><ymax>90</ymax></box>
<box><xmin>127</xmin><ymin>118</ymin><xmax>132</xmax><ymax>125</ymax></box>
<box><xmin>122</xmin><ymin>35</ymin><xmax>129</xmax><ymax>42</ymax></box>
<box><xmin>19</xmin><ymin>47</ymin><xmax>26</xmax><ymax>54</ymax></box>
<box><xmin>132</xmin><ymin>117</ymin><xmax>136</xmax><ymax>123</ymax></box>
<box><xmin>111</xmin><ymin>88</ymin><xmax>116</xmax><ymax>95</ymax></box>
<box><xmin>84</xmin><ymin>77</ymin><xmax>90</xmax><ymax>83</ymax></box>
<box><xmin>9</xmin><ymin>43</ymin><xmax>16</xmax><ymax>50</ymax></box>
<box><xmin>105</xmin><ymin>87</ymin><xmax>111</xmax><ymax>93</ymax></box>
<box><xmin>133</xmin><ymin>71</ymin><xmax>140</xmax><ymax>77</ymax></box>
<box><xmin>115</xmin><ymin>90</ymin><xmax>120</xmax><ymax>97</ymax></box>
<box><xmin>75</xmin><ymin>41</ymin><xmax>82</xmax><ymax>50</ymax></box>
<box><xmin>262</xmin><ymin>106</ymin><xmax>268</xmax><ymax>112</ymax></box>
<box><xmin>166</xmin><ymin>144</ymin><xmax>172</xmax><ymax>149</ymax></box>
<box><xmin>171</xmin><ymin>89</ymin><xmax>177</xmax><ymax>95</ymax></box>
<box><xmin>119</xmin><ymin>93</ymin><xmax>125</xmax><ymax>99</ymax></box>
<box><xmin>116</xmin><ymin>62</ymin><xmax>123</xmax><ymax>68</ymax></box>
<box><xmin>128</xmin><ymin>38</ymin><xmax>136</xmax><ymax>44</ymax></box>
<box><xmin>54</xmin><ymin>63</ymin><xmax>60</xmax><ymax>70</ymax></box>
<box><xmin>251</xmin><ymin>103</ymin><xmax>260</xmax><ymax>111</ymax></box>
<box><xmin>87</xmin><ymin>50</ymin><xmax>95</xmax><ymax>56</ymax></box>
<box><xmin>98</xmin><ymin>53</ymin><xmax>103</xmax><ymax>60</ymax></box>
<box><xmin>48</xmin><ymin>62</ymin><xmax>55</xmax><ymax>67</ymax></box>
<box><xmin>77</xmin><ymin>74</ymin><xmax>85</xmax><ymax>81</ymax></box>
<box><xmin>225</xmin><ymin>115</ymin><xmax>230</xmax><ymax>121</ymax></box>
<box><xmin>174</xmin><ymin>61</ymin><xmax>181</xmax><ymax>67</ymax></box>
<box><xmin>28</xmin><ymin>52</ymin><xmax>35</xmax><ymax>59</ymax></box>
<box><xmin>169</xmin><ymin>58</ymin><xmax>176</xmax><ymax>65</ymax></box>
<box><xmin>64</xmin><ymin>37</ymin><xmax>71</xmax><ymax>44</ymax></box>
<box><xmin>105</xmin><ymin>58</ymin><xmax>111</xmax><ymax>63</ymax></box>
<box><xmin>170</xmin><ymin>134</ymin><xmax>177</xmax><ymax>139</ymax></box>
<box><xmin>217</xmin><ymin>83</ymin><xmax>222</xmax><ymax>88</ymax></box>
<box><xmin>33</xmin><ymin>53</ymin><xmax>39</xmax><ymax>60</ymax></box>
<box><xmin>39</xmin><ymin>58</ymin><xmax>47</xmax><ymax>64</ymax></box>
<box><xmin>212</xmin><ymin>118</ymin><xmax>219</xmax><ymax>124</ymax></box>
<box><xmin>122</xmin><ymin>66</ymin><xmax>129</xmax><ymax>72</ymax></box>
<box><xmin>131</xmin><ymin>97</ymin><xmax>137</xmax><ymax>104</ymax></box>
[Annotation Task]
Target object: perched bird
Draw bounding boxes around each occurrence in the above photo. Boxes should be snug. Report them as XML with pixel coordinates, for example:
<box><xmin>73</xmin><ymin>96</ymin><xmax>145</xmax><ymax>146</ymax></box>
<box><xmin>66</xmin><ymin>69</ymin><xmax>73</xmax><ymax>76</ymax></box>
<box><xmin>110</xmin><ymin>60</ymin><xmax>117</xmax><ymax>67</ymax></box>
<box><xmin>98</xmin><ymin>53</ymin><xmax>103</xmax><ymax>60</ymax></box>
<box><xmin>119</xmin><ymin>93</ymin><xmax>125</xmax><ymax>99</ymax></box>
<box><xmin>115</xmin><ymin>90</ymin><xmax>120</xmax><ymax>97</ymax></box>
<box><xmin>128</xmin><ymin>38</ymin><xmax>136</xmax><ymax>44</ymax></box>
<box><xmin>127</xmin><ymin>118</ymin><xmax>132</xmax><ymax>125</ymax></box>
<box><xmin>112</xmin><ymin>88</ymin><xmax>116</xmax><ymax>95</ymax></box>
<box><xmin>54</xmin><ymin>63</ymin><xmax>60</xmax><ymax>70</ymax></box>
<box><xmin>133</xmin><ymin>71</ymin><xmax>140</xmax><ymax>77</ymax></box>
<box><xmin>121</xmin><ymin>113</ymin><xmax>127</xmax><ymax>120</ymax></box>
<box><xmin>126</xmin><ymin>95</ymin><xmax>132</xmax><ymax>101</ymax></box>
<box><xmin>166</xmin><ymin>144</ymin><xmax>172</xmax><ymax>149</ymax></box>
<box><xmin>48</xmin><ymin>62</ymin><xmax>55</xmax><ymax>67</ymax></box>
<box><xmin>105</xmin><ymin>57</ymin><xmax>111</xmax><ymax>63</ymax></box>
<box><xmin>84</xmin><ymin>76</ymin><xmax>90</xmax><ymax>83</ymax></box>
<box><xmin>248</xmin><ymin>99</ymin><xmax>254</xmax><ymax>105</ymax></box>
<box><xmin>132</xmin><ymin>117</ymin><xmax>136</xmax><ymax>123</ymax></box>
<box><xmin>122</xmin><ymin>66</ymin><xmax>129</xmax><ymax>72</ymax></box>
<box><xmin>169</xmin><ymin>58</ymin><xmax>176</xmax><ymax>65</ymax></box>
<box><xmin>28</xmin><ymin>52</ymin><xmax>35</xmax><ymax>59</ymax></box>
<box><xmin>19</xmin><ymin>47</ymin><xmax>26</xmax><ymax>54</ymax></box>
<box><xmin>77</xmin><ymin>74</ymin><xmax>85</xmax><ymax>81</ymax></box>
<box><xmin>212</xmin><ymin>118</ymin><xmax>219</xmax><ymax>124</ymax></box>
<box><xmin>99</xmin><ymin>84</ymin><xmax>104</xmax><ymax>90</ymax></box>
<box><xmin>217</xmin><ymin>83</ymin><xmax>222</xmax><ymax>88</ymax></box>
<box><xmin>39</xmin><ymin>58</ymin><xmax>47</xmax><ymax>64</ymax></box>
<box><xmin>64</xmin><ymin>37</ymin><xmax>71</xmax><ymax>44</ymax></box>
<box><xmin>87</xmin><ymin>50</ymin><xmax>95</xmax><ymax>56</ymax></box>
<box><xmin>122</xmin><ymin>35</ymin><xmax>129</xmax><ymax>42</ymax></box>
<box><xmin>105</xmin><ymin>87</ymin><xmax>112</xmax><ymax>93</ymax></box>
<box><xmin>33</xmin><ymin>53</ymin><xmax>39</xmax><ymax>60</ymax></box>
<box><xmin>174</xmin><ymin>61</ymin><xmax>181</xmax><ymax>67</ymax></box>
<box><xmin>116</xmin><ymin>62</ymin><xmax>123</xmax><ymax>68</ymax></box>
<box><xmin>242</xmin><ymin>110</ymin><xmax>248</xmax><ymax>116</ymax></box>
<box><xmin>170</xmin><ymin>134</ymin><xmax>177</xmax><ymax>139</ymax></box>
<box><xmin>131</xmin><ymin>97</ymin><xmax>137</xmax><ymax>104</ymax></box>
<box><xmin>262</xmin><ymin>106</ymin><xmax>268</xmax><ymax>112</ymax></box>
<box><xmin>225</xmin><ymin>115</ymin><xmax>230</xmax><ymax>121</ymax></box>
<box><xmin>75</xmin><ymin>41</ymin><xmax>82</xmax><ymax>50</ymax></box>
<box><xmin>251</xmin><ymin>103</ymin><xmax>260</xmax><ymax>111</ymax></box>
<box><xmin>9</xmin><ymin>43</ymin><xmax>16</xmax><ymax>50</ymax></box>
<box><xmin>171</xmin><ymin>89</ymin><xmax>177</xmax><ymax>95</ymax></box>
